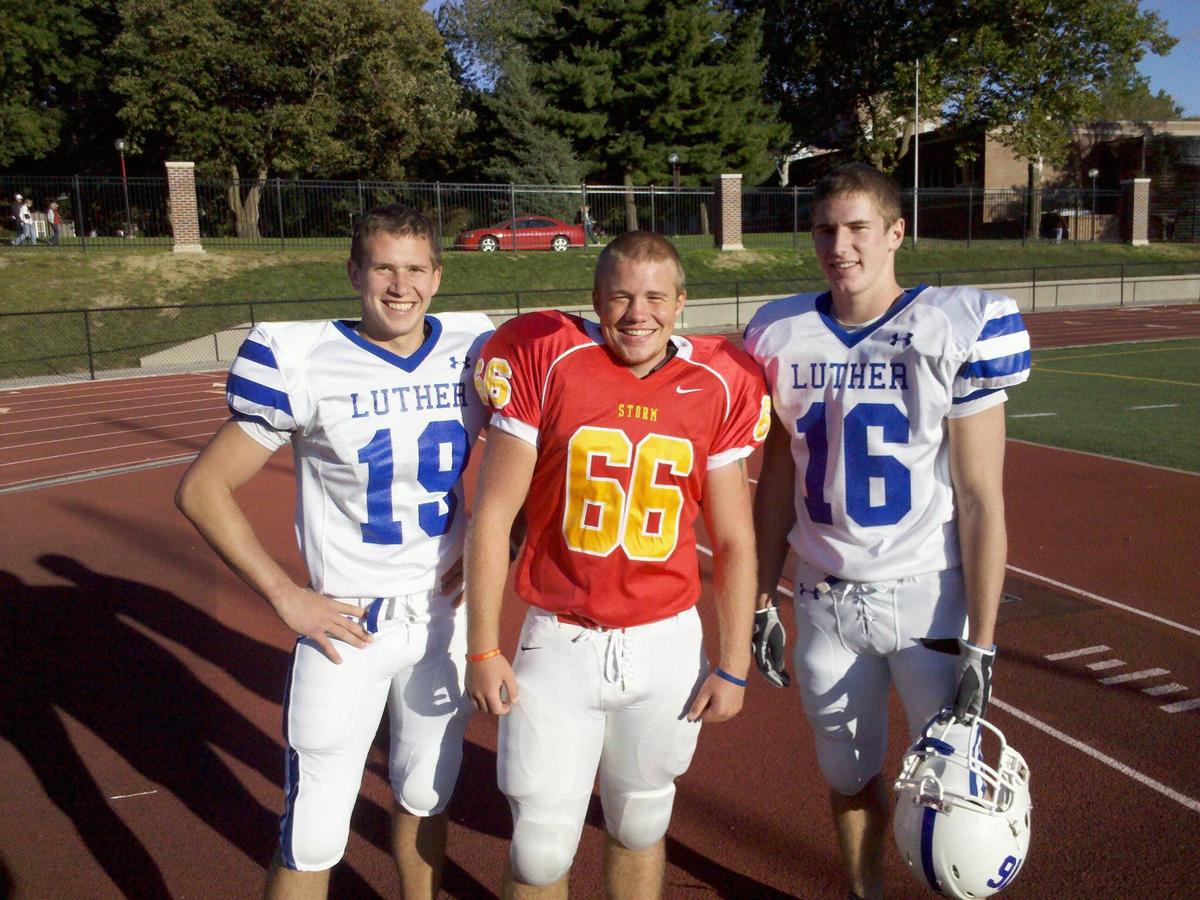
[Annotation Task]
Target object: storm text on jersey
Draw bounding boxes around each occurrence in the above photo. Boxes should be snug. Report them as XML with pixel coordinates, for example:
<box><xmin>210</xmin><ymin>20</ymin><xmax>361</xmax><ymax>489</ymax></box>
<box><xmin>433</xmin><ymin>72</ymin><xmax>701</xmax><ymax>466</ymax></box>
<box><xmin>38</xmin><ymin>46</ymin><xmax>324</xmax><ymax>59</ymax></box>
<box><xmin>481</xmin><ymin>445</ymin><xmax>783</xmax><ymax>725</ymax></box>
<box><xmin>790</xmin><ymin>361</ymin><xmax>909</xmax><ymax>391</ymax></box>
<box><xmin>350</xmin><ymin>382</ymin><xmax>470</xmax><ymax>418</ymax></box>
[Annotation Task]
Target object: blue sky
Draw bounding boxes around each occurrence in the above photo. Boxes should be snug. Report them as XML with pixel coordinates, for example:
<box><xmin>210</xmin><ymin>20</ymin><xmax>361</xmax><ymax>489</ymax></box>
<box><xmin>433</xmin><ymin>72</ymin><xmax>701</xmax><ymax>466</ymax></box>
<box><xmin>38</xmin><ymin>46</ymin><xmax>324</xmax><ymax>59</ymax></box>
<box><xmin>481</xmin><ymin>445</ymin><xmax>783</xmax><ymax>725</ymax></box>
<box><xmin>425</xmin><ymin>0</ymin><xmax>1198</xmax><ymax>117</ymax></box>
<box><xmin>1136</xmin><ymin>0</ymin><xmax>1199</xmax><ymax>116</ymax></box>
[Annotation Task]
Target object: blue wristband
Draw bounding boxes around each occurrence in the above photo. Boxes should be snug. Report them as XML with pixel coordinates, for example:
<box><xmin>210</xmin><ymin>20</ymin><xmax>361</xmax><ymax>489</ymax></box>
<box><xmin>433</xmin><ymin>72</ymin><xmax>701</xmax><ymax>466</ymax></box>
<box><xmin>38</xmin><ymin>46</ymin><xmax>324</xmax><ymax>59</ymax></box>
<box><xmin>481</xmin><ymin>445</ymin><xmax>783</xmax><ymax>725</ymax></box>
<box><xmin>714</xmin><ymin>667</ymin><xmax>748</xmax><ymax>687</ymax></box>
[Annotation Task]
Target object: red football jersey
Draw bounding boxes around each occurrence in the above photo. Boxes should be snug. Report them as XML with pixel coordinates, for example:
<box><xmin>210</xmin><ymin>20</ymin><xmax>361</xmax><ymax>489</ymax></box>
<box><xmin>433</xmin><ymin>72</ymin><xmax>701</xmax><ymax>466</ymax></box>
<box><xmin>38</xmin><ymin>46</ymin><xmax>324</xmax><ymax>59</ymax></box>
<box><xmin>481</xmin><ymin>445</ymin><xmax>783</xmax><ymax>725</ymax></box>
<box><xmin>475</xmin><ymin>311</ymin><xmax>770</xmax><ymax>627</ymax></box>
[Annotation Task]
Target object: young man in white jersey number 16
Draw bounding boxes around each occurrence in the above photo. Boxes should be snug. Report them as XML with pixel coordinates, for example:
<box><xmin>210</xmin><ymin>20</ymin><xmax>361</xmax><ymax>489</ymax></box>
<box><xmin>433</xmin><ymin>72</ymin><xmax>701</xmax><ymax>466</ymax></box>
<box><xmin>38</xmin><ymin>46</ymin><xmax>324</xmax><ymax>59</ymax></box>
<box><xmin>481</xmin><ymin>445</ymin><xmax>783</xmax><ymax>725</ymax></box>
<box><xmin>465</xmin><ymin>231</ymin><xmax>770</xmax><ymax>899</ymax></box>
<box><xmin>743</xmin><ymin>164</ymin><xmax>1031</xmax><ymax>900</ymax></box>
<box><xmin>176</xmin><ymin>205</ymin><xmax>493</xmax><ymax>899</ymax></box>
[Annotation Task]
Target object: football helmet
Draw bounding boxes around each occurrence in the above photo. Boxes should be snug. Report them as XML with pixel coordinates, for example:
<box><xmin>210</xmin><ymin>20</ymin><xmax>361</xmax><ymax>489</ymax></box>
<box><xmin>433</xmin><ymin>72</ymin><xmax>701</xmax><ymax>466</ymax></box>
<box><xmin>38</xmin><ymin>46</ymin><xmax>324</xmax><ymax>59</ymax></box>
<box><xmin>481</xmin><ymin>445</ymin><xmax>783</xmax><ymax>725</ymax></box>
<box><xmin>893</xmin><ymin>709</ymin><xmax>1031</xmax><ymax>899</ymax></box>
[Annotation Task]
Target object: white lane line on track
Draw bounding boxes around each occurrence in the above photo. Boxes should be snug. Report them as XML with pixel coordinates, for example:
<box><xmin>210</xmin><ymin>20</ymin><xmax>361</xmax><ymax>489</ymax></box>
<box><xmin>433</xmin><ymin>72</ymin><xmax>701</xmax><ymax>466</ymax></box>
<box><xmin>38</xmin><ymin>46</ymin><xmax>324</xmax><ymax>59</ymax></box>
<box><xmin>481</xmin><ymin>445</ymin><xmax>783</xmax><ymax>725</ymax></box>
<box><xmin>991</xmin><ymin>697</ymin><xmax>1200</xmax><ymax>815</ymax></box>
<box><xmin>109</xmin><ymin>790</ymin><xmax>159</xmax><ymax>801</ymax></box>
<box><xmin>0</xmin><ymin>453</ymin><xmax>200</xmax><ymax>494</ymax></box>
<box><xmin>0</xmin><ymin>396</ymin><xmax>227</xmax><ymax>427</ymax></box>
<box><xmin>1087</xmin><ymin>659</ymin><xmax>1126</xmax><ymax>671</ymax></box>
<box><xmin>1162</xmin><ymin>698</ymin><xmax>1200</xmax><ymax>714</ymax></box>
<box><xmin>0</xmin><ymin>416</ymin><xmax>228</xmax><ymax>451</ymax></box>
<box><xmin>1098</xmin><ymin>668</ymin><xmax>1169</xmax><ymax>685</ymax></box>
<box><xmin>0</xmin><ymin>431</ymin><xmax>216</xmax><ymax>468</ymax></box>
<box><xmin>1127</xmin><ymin>403</ymin><xmax>1179</xmax><ymax>410</ymax></box>
<box><xmin>0</xmin><ymin>406</ymin><xmax>227</xmax><ymax>439</ymax></box>
<box><xmin>1007</xmin><ymin>565</ymin><xmax>1200</xmax><ymax>638</ymax></box>
<box><xmin>1144</xmin><ymin>683</ymin><xmax>1188</xmax><ymax>697</ymax></box>
<box><xmin>1007</xmin><ymin>438</ymin><xmax>1199</xmax><ymax>477</ymax></box>
<box><xmin>1045</xmin><ymin>646</ymin><xmax>1111</xmax><ymax>660</ymax></box>
<box><xmin>2</xmin><ymin>386</ymin><xmax>227</xmax><ymax>415</ymax></box>
<box><xmin>1009</xmin><ymin>412</ymin><xmax>1057</xmax><ymax>418</ymax></box>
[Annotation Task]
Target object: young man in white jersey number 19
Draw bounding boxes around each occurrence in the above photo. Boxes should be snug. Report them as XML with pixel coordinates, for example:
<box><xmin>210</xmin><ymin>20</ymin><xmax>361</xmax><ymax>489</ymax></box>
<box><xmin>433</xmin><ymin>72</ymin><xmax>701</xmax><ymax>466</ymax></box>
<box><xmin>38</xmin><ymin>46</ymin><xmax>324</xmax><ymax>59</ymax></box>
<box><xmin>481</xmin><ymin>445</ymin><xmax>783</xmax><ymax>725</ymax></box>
<box><xmin>465</xmin><ymin>232</ymin><xmax>770</xmax><ymax>898</ymax></box>
<box><xmin>176</xmin><ymin>204</ymin><xmax>493</xmax><ymax>899</ymax></box>
<box><xmin>744</xmin><ymin>164</ymin><xmax>1031</xmax><ymax>900</ymax></box>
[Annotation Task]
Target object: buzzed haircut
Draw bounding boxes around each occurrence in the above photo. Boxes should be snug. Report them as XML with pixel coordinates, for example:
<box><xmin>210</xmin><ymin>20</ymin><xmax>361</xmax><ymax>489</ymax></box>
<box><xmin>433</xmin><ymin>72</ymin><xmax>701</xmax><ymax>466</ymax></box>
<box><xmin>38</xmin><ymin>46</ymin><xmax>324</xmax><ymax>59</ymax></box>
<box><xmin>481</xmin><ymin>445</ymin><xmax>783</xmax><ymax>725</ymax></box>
<box><xmin>814</xmin><ymin>163</ymin><xmax>903</xmax><ymax>227</ymax></box>
<box><xmin>595</xmin><ymin>231</ymin><xmax>686</xmax><ymax>293</ymax></box>
<box><xmin>350</xmin><ymin>203</ymin><xmax>441</xmax><ymax>268</ymax></box>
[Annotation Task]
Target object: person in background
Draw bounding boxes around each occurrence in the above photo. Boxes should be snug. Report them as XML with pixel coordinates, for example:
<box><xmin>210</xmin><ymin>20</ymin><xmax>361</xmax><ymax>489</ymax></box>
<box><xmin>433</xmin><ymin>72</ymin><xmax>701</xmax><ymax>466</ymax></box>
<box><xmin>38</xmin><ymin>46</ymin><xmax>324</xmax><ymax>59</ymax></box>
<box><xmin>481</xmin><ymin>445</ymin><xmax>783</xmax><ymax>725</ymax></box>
<box><xmin>12</xmin><ymin>197</ymin><xmax>35</xmax><ymax>246</ymax></box>
<box><xmin>46</xmin><ymin>201</ymin><xmax>62</xmax><ymax>245</ymax></box>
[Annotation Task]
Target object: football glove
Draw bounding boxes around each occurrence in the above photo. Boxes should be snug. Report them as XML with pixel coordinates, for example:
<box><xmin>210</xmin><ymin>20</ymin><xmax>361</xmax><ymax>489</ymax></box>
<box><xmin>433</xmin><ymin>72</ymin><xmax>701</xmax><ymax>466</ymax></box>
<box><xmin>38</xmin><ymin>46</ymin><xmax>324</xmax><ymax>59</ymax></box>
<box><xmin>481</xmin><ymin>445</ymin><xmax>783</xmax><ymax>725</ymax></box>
<box><xmin>752</xmin><ymin>604</ymin><xmax>790</xmax><ymax>688</ymax></box>
<box><xmin>952</xmin><ymin>639</ymin><xmax>995</xmax><ymax>722</ymax></box>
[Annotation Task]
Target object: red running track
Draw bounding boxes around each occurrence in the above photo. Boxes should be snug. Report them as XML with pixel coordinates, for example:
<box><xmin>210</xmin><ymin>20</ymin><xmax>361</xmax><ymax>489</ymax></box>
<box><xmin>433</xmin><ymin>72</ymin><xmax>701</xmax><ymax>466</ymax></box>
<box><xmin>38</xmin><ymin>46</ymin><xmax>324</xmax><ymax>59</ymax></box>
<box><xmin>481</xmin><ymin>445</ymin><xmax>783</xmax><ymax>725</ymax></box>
<box><xmin>0</xmin><ymin>303</ymin><xmax>1197</xmax><ymax>898</ymax></box>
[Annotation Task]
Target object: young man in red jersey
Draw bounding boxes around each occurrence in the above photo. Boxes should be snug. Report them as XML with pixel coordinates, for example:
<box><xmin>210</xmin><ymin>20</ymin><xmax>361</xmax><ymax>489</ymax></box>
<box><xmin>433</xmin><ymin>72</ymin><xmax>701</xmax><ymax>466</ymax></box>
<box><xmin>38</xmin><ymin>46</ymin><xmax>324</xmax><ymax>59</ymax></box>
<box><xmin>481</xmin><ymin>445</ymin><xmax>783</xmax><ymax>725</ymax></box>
<box><xmin>464</xmin><ymin>231</ymin><xmax>771</xmax><ymax>899</ymax></box>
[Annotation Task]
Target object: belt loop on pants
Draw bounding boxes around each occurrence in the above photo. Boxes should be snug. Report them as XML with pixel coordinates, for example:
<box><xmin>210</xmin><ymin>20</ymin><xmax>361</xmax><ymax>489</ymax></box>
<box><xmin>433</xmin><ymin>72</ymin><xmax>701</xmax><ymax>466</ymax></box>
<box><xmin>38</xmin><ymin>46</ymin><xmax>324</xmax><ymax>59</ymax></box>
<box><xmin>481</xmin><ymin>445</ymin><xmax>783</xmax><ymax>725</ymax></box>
<box><xmin>360</xmin><ymin>589</ymin><xmax>440</xmax><ymax>634</ymax></box>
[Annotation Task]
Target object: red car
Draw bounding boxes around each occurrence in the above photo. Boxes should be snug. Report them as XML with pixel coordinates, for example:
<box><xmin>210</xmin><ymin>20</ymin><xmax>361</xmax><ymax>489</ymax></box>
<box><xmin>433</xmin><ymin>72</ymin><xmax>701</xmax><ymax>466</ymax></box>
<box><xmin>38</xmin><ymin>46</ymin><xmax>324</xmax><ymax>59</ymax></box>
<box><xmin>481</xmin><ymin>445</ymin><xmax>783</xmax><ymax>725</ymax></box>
<box><xmin>454</xmin><ymin>215</ymin><xmax>585</xmax><ymax>252</ymax></box>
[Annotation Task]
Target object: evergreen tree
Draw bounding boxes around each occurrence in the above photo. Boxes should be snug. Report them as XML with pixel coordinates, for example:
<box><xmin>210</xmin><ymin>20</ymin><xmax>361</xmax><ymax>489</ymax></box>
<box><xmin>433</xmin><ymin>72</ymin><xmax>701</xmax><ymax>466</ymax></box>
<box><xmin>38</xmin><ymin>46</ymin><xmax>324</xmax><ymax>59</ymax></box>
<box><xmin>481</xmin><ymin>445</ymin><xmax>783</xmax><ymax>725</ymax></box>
<box><xmin>519</xmin><ymin>0</ymin><xmax>785</xmax><ymax>188</ymax></box>
<box><xmin>482</xmin><ymin>61</ymin><xmax>587</xmax><ymax>186</ymax></box>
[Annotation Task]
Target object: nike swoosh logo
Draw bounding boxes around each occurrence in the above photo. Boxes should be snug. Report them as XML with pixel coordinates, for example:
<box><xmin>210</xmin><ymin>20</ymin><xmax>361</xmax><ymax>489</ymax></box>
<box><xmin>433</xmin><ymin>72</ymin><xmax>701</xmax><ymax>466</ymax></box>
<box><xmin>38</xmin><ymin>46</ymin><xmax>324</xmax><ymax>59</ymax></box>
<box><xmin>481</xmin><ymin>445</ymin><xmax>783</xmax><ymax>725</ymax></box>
<box><xmin>519</xmin><ymin>645</ymin><xmax>542</xmax><ymax>651</ymax></box>
<box><xmin>675</xmin><ymin>386</ymin><xmax>702</xmax><ymax>394</ymax></box>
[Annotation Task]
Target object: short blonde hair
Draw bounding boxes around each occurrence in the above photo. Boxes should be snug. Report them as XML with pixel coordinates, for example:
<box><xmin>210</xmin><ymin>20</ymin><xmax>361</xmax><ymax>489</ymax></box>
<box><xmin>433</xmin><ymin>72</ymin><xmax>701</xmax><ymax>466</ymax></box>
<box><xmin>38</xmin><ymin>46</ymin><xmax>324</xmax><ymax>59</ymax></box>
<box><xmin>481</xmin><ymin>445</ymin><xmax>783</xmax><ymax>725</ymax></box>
<box><xmin>595</xmin><ymin>231</ymin><xmax>686</xmax><ymax>294</ymax></box>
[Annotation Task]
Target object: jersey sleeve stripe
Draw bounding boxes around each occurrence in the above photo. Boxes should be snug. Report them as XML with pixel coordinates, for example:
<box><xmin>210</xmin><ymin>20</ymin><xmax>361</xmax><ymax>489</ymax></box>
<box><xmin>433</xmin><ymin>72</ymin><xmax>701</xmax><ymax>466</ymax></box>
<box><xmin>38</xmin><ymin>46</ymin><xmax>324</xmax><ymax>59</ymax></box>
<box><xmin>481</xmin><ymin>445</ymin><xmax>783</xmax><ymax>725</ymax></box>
<box><xmin>490</xmin><ymin>412</ymin><xmax>539</xmax><ymax>447</ymax></box>
<box><xmin>960</xmin><ymin>349</ymin><xmax>1031</xmax><ymax>380</ymax></box>
<box><xmin>952</xmin><ymin>386</ymin><xmax>1003</xmax><ymax>405</ymax></box>
<box><xmin>978</xmin><ymin>313</ymin><xmax>1025</xmax><ymax>341</ymax></box>
<box><xmin>707</xmin><ymin>444</ymin><xmax>754</xmax><ymax>470</ymax></box>
<box><xmin>236</xmin><ymin>337</ymin><xmax>280</xmax><ymax>370</ymax></box>
<box><xmin>227</xmin><ymin>372</ymin><xmax>294</xmax><ymax>416</ymax></box>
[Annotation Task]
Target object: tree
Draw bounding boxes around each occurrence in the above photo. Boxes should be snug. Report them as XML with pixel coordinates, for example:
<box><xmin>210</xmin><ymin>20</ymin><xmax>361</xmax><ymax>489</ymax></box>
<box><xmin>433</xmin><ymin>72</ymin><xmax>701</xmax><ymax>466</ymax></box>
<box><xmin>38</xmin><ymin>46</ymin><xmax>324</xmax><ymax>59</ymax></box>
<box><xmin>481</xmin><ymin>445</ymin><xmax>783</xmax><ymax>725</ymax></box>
<box><xmin>481</xmin><ymin>61</ymin><xmax>587</xmax><ymax>186</ymax></box>
<box><xmin>111</xmin><ymin>0</ymin><xmax>469</xmax><ymax>237</ymax></box>
<box><xmin>518</xmin><ymin>0</ymin><xmax>786</xmax><ymax>198</ymax></box>
<box><xmin>0</xmin><ymin>0</ymin><xmax>123</xmax><ymax>169</ymax></box>
<box><xmin>436</xmin><ymin>0</ymin><xmax>542</xmax><ymax>91</ymax></box>
<box><xmin>1092</xmin><ymin>63</ymin><xmax>1182</xmax><ymax>122</ymax></box>
<box><xmin>739</xmin><ymin>0</ymin><xmax>1176</xmax><ymax>206</ymax></box>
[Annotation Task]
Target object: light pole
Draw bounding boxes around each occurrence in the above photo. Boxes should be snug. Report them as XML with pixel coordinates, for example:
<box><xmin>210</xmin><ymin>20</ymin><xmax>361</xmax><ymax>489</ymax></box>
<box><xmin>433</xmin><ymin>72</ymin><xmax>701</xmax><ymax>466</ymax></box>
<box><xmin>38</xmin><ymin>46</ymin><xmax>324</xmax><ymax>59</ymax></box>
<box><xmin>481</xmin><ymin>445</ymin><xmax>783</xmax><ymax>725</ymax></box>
<box><xmin>668</xmin><ymin>152</ymin><xmax>680</xmax><ymax>235</ymax></box>
<box><xmin>913</xmin><ymin>60</ymin><xmax>920</xmax><ymax>249</ymax></box>
<box><xmin>1088</xmin><ymin>167</ymin><xmax>1099</xmax><ymax>242</ymax></box>
<box><xmin>912</xmin><ymin>39</ymin><xmax>955</xmax><ymax>250</ymax></box>
<box><xmin>115</xmin><ymin>138</ymin><xmax>132</xmax><ymax>239</ymax></box>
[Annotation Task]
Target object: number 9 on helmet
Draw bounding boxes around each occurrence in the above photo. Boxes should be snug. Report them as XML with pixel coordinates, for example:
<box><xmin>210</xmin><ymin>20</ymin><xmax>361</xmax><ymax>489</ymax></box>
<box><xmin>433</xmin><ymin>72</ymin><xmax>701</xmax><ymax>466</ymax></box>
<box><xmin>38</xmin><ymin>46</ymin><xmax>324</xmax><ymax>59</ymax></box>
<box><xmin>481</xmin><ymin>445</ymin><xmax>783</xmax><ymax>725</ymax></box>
<box><xmin>893</xmin><ymin>709</ymin><xmax>1032</xmax><ymax>899</ymax></box>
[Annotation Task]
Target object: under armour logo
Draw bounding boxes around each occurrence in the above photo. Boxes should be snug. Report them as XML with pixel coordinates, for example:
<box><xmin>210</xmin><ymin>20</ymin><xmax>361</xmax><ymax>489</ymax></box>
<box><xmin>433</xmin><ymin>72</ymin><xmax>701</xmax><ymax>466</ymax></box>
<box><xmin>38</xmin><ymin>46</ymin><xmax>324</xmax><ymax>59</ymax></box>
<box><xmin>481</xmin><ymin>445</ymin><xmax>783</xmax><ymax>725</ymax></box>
<box><xmin>890</xmin><ymin>332</ymin><xmax>913</xmax><ymax>347</ymax></box>
<box><xmin>449</xmin><ymin>355</ymin><xmax>471</xmax><ymax>369</ymax></box>
<box><xmin>797</xmin><ymin>583</ymin><xmax>822</xmax><ymax>600</ymax></box>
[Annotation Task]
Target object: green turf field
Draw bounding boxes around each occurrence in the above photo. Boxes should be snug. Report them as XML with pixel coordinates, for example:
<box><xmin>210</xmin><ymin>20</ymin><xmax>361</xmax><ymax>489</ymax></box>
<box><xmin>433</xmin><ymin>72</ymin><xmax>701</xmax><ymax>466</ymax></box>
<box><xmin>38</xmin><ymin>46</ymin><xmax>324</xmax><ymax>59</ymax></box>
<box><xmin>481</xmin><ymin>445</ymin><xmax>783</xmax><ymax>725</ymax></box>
<box><xmin>1006</xmin><ymin>338</ymin><xmax>1200</xmax><ymax>472</ymax></box>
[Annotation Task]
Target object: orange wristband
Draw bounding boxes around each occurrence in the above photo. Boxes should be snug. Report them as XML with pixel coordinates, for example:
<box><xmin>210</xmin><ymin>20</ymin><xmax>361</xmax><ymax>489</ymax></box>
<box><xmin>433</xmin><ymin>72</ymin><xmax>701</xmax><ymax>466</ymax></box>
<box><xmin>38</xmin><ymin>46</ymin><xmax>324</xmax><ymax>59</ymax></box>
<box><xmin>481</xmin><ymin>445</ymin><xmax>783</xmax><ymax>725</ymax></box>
<box><xmin>467</xmin><ymin>648</ymin><xmax>501</xmax><ymax>663</ymax></box>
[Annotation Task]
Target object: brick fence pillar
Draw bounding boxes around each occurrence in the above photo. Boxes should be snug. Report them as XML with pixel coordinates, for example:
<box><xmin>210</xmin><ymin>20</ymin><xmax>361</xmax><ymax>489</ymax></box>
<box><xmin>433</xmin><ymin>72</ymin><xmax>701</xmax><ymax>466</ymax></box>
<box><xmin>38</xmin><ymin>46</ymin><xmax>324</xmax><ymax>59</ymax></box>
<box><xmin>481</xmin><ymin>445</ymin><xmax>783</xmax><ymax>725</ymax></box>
<box><xmin>713</xmin><ymin>173</ymin><xmax>744</xmax><ymax>251</ymax></box>
<box><xmin>165</xmin><ymin>161</ymin><xmax>204</xmax><ymax>253</ymax></box>
<box><xmin>1120</xmin><ymin>177</ymin><xmax>1150</xmax><ymax>246</ymax></box>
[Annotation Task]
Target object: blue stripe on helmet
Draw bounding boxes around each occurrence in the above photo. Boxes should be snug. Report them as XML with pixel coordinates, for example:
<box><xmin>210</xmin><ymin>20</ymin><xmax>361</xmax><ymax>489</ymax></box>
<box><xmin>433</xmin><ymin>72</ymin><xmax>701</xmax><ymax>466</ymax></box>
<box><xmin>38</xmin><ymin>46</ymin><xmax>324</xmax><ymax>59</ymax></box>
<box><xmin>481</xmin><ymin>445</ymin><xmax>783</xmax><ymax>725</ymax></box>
<box><xmin>921</xmin><ymin>806</ymin><xmax>945</xmax><ymax>894</ymax></box>
<box><xmin>227</xmin><ymin>372</ymin><xmax>293</xmax><ymax>416</ymax></box>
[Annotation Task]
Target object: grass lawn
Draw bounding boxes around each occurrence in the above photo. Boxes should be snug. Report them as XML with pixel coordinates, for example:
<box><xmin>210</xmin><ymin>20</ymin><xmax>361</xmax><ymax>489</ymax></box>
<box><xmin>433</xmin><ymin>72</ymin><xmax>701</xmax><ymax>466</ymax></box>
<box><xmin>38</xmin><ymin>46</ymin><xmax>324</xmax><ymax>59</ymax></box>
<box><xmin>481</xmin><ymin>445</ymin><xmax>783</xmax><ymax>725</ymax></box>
<box><xmin>2</xmin><ymin>238</ymin><xmax>1200</xmax><ymax>314</ymax></box>
<box><xmin>1006</xmin><ymin>338</ymin><xmax>1200</xmax><ymax>472</ymax></box>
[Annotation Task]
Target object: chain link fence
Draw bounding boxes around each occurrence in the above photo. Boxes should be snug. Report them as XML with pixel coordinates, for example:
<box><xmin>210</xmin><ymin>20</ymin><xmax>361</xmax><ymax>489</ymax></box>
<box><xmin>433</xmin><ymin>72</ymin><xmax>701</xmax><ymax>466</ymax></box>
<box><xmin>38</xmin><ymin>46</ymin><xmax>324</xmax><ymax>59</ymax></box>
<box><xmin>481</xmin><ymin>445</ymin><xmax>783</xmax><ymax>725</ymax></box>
<box><xmin>4</xmin><ymin>261</ymin><xmax>1198</xmax><ymax>386</ymax></box>
<box><xmin>0</xmin><ymin>175</ymin><xmax>172</xmax><ymax>248</ymax></box>
<box><xmin>6</xmin><ymin>173</ymin><xmax>1188</xmax><ymax>251</ymax></box>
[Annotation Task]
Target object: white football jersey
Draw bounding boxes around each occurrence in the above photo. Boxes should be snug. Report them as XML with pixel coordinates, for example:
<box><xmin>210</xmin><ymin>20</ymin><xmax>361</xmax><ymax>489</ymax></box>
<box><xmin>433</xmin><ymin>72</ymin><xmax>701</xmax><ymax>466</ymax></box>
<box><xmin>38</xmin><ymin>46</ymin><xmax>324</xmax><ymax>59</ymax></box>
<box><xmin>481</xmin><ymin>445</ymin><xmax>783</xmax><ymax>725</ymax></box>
<box><xmin>226</xmin><ymin>313</ymin><xmax>494</xmax><ymax>598</ymax></box>
<box><xmin>744</xmin><ymin>285</ymin><xmax>1030</xmax><ymax>581</ymax></box>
